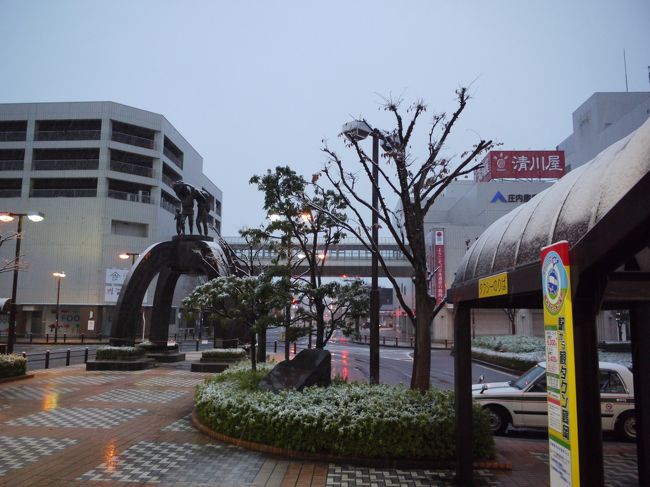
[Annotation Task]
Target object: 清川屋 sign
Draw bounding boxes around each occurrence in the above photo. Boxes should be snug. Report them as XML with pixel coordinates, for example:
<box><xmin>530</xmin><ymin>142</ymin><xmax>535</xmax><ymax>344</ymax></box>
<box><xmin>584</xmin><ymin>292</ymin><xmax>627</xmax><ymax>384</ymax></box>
<box><xmin>477</xmin><ymin>150</ymin><xmax>565</xmax><ymax>181</ymax></box>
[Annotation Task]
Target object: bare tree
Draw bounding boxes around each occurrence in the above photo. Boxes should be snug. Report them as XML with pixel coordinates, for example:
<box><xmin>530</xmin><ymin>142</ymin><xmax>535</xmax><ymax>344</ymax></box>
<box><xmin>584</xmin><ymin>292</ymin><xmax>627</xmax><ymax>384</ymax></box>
<box><xmin>320</xmin><ymin>89</ymin><xmax>495</xmax><ymax>391</ymax></box>
<box><xmin>503</xmin><ymin>308</ymin><xmax>518</xmax><ymax>335</ymax></box>
<box><xmin>0</xmin><ymin>231</ymin><xmax>22</xmax><ymax>275</ymax></box>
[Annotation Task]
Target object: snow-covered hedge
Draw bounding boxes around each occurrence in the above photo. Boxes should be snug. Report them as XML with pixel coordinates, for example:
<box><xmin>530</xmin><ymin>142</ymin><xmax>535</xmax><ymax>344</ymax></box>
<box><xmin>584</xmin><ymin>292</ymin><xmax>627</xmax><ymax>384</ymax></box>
<box><xmin>194</xmin><ymin>366</ymin><xmax>494</xmax><ymax>460</ymax></box>
<box><xmin>471</xmin><ymin>335</ymin><xmax>633</xmax><ymax>371</ymax></box>
<box><xmin>201</xmin><ymin>348</ymin><xmax>247</xmax><ymax>361</ymax></box>
<box><xmin>0</xmin><ymin>353</ymin><xmax>26</xmax><ymax>378</ymax></box>
<box><xmin>95</xmin><ymin>346</ymin><xmax>145</xmax><ymax>360</ymax></box>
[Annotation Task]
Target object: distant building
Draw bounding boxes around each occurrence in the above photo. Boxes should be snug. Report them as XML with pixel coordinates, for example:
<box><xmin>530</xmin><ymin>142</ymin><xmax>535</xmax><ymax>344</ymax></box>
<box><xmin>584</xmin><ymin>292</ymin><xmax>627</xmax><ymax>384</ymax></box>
<box><xmin>0</xmin><ymin>101</ymin><xmax>222</xmax><ymax>339</ymax></box>
<box><xmin>558</xmin><ymin>92</ymin><xmax>650</xmax><ymax>170</ymax></box>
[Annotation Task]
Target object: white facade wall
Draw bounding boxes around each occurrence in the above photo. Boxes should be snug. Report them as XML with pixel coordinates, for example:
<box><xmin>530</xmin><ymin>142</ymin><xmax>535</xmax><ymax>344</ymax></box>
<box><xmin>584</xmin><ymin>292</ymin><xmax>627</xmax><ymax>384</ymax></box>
<box><xmin>0</xmin><ymin>101</ymin><xmax>222</xmax><ymax>336</ymax></box>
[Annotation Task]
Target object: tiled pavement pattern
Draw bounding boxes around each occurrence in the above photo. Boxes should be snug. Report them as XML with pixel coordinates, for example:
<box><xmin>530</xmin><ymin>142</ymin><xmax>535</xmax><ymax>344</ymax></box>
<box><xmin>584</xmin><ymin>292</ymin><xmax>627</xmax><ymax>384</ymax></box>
<box><xmin>84</xmin><ymin>388</ymin><xmax>188</xmax><ymax>403</ymax></box>
<box><xmin>7</xmin><ymin>407</ymin><xmax>148</xmax><ymax>428</ymax></box>
<box><xmin>0</xmin><ymin>384</ymin><xmax>78</xmax><ymax>400</ymax></box>
<box><xmin>531</xmin><ymin>451</ymin><xmax>639</xmax><ymax>487</ymax></box>
<box><xmin>136</xmin><ymin>375</ymin><xmax>206</xmax><ymax>387</ymax></box>
<box><xmin>326</xmin><ymin>466</ymin><xmax>500</xmax><ymax>486</ymax></box>
<box><xmin>0</xmin><ymin>436</ymin><xmax>78</xmax><ymax>476</ymax></box>
<box><xmin>78</xmin><ymin>441</ymin><xmax>265</xmax><ymax>484</ymax></box>
<box><xmin>48</xmin><ymin>374</ymin><xmax>127</xmax><ymax>385</ymax></box>
<box><xmin>0</xmin><ymin>363</ymin><xmax>640</xmax><ymax>486</ymax></box>
<box><xmin>161</xmin><ymin>414</ymin><xmax>195</xmax><ymax>432</ymax></box>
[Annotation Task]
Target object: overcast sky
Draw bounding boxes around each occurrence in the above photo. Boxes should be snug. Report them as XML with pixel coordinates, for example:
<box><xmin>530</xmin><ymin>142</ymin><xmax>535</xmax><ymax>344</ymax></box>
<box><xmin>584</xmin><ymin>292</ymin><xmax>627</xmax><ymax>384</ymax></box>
<box><xmin>1</xmin><ymin>0</ymin><xmax>649</xmax><ymax>236</ymax></box>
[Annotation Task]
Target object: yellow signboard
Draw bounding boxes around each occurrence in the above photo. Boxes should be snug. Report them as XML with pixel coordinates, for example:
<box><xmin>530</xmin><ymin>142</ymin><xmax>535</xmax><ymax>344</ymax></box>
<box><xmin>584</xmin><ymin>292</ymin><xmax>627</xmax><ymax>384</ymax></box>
<box><xmin>541</xmin><ymin>241</ymin><xmax>580</xmax><ymax>487</ymax></box>
<box><xmin>478</xmin><ymin>272</ymin><xmax>508</xmax><ymax>298</ymax></box>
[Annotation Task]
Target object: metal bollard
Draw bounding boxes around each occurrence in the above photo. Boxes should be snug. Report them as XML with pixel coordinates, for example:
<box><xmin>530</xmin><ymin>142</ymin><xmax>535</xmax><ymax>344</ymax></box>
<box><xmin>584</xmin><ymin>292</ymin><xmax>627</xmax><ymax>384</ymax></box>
<box><xmin>195</xmin><ymin>339</ymin><xmax>199</xmax><ymax>352</ymax></box>
<box><xmin>274</xmin><ymin>341</ymin><xmax>277</xmax><ymax>353</ymax></box>
<box><xmin>66</xmin><ymin>349</ymin><xmax>71</xmax><ymax>366</ymax></box>
<box><xmin>46</xmin><ymin>333</ymin><xmax>49</xmax><ymax>343</ymax></box>
<box><xmin>98</xmin><ymin>333</ymin><xmax>102</xmax><ymax>342</ymax></box>
<box><xmin>29</xmin><ymin>333</ymin><xmax>33</xmax><ymax>344</ymax></box>
<box><xmin>45</xmin><ymin>350</ymin><xmax>50</xmax><ymax>369</ymax></box>
<box><xmin>81</xmin><ymin>333</ymin><xmax>85</xmax><ymax>344</ymax></box>
<box><xmin>63</xmin><ymin>333</ymin><xmax>67</xmax><ymax>344</ymax></box>
<box><xmin>395</xmin><ymin>337</ymin><xmax>398</xmax><ymax>347</ymax></box>
<box><xmin>293</xmin><ymin>342</ymin><xmax>297</xmax><ymax>354</ymax></box>
<box><xmin>84</xmin><ymin>348</ymin><xmax>89</xmax><ymax>363</ymax></box>
<box><xmin>383</xmin><ymin>336</ymin><xmax>386</xmax><ymax>345</ymax></box>
<box><xmin>410</xmin><ymin>338</ymin><xmax>414</xmax><ymax>348</ymax></box>
<box><xmin>445</xmin><ymin>339</ymin><xmax>448</xmax><ymax>349</ymax></box>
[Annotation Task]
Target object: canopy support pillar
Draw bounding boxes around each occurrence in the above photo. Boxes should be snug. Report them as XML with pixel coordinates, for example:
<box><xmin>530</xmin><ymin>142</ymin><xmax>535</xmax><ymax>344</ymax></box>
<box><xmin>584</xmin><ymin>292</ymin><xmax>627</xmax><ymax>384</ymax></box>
<box><xmin>630</xmin><ymin>302</ymin><xmax>650</xmax><ymax>486</ymax></box>
<box><xmin>454</xmin><ymin>304</ymin><xmax>473</xmax><ymax>485</ymax></box>
<box><xmin>573</xmin><ymin>281</ymin><xmax>605</xmax><ymax>486</ymax></box>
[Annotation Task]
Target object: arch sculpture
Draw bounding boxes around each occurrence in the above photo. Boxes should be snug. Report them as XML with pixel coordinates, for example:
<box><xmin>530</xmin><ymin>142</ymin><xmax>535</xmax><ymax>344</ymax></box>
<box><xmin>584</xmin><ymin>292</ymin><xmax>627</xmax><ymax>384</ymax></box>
<box><xmin>110</xmin><ymin>236</ymin><xmax>230</xmax><ymax>346</ymax></box>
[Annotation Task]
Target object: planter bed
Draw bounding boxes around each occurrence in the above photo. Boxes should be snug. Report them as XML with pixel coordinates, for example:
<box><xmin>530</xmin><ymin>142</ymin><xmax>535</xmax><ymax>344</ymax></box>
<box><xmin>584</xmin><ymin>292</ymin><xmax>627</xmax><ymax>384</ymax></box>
<box><xmin>0</xmin><ymin>373</ymin><xmax>35</xmax><ymax>384</ymax></box>
<box><xmin>147</xmin><ymin>351</ymin><xmax>186</xmax><ymax>363</ymax></box>
<box><xmin>191</xmin><ymin>362</ymin><xmax>229</xmax><ymax>373</ymax></box>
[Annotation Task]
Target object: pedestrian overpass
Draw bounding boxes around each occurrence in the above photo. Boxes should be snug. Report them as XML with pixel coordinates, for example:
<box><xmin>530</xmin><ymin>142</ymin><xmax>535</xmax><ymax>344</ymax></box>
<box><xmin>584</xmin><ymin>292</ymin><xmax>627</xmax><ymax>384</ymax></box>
<box><xmin>222</xmin><ymin>237</ymin><xmax>413</xmax><ymax>278</ymax></box>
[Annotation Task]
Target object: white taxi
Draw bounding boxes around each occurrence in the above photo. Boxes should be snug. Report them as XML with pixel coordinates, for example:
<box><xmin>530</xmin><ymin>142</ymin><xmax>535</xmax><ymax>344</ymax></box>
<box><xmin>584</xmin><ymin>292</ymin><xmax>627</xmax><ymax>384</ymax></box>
<box><xmin>472</xmin><ymin>361</ymin><xmax>636</xmax><ymax>441</ymax></box>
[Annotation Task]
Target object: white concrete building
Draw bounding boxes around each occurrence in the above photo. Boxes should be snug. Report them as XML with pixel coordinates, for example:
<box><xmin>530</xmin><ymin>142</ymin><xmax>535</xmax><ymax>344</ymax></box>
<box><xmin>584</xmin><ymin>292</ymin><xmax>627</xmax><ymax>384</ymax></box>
<box><xmin>0</xmin><ymin>101</ymin><xmax>222</xmax><ymax>338</ymax></box>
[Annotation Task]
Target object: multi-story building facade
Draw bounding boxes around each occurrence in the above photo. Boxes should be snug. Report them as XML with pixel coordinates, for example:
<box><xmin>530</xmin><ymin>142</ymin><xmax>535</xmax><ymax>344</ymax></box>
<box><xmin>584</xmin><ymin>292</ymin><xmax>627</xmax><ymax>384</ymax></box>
<box><xmin>0</xmin><ymin>101</ymin><xmax>222</xmax><ymax>338</ymax></box>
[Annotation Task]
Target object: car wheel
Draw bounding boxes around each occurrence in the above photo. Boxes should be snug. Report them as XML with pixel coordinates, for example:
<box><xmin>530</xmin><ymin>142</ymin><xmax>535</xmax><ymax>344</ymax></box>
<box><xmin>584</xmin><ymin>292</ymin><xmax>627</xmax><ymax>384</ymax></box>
<box><xmin>616</xmin><ymin>412</ymin><xmax>636</xmax><ymax>441</ymax></box>
<box><xmin>485</xmin><ymin>406</ymin><xmax>510</xmax><ymax>435</ymax></box>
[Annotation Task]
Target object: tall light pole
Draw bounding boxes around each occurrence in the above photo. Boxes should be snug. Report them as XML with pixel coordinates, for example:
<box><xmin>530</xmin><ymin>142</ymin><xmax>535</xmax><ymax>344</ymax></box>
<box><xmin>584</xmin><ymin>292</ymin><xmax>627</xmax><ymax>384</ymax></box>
<box><xmin>119</xmin><ymin>251</ymin><xmax>139</xmax><ymax>266</ymax></box>
<box><xmin>52</xmin><ymin>271</ymin><xmax>66</xmax><ymax>344</ymax></box>
<box><xmin>341</xmin><ymin>120</ymin><xmax>380</xmax><ymax>384</ymax></box>
<box><xmin>0</xmin><ymin>211</ymin><xmax>45</xmax><ymax>354</ymax></box>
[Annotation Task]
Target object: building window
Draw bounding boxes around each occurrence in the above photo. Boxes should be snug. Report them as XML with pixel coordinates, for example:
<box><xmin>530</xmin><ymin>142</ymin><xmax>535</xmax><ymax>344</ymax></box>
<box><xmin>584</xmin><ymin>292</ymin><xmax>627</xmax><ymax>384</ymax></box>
<box><xmin>32</xmin><ymin>148</ymin><xmax>99</xmax><ymax>171</ymax></box>
<box><xmin>111</xmin><ymin>220</ymin><xmax>148</xmax><ymax>238</ymax></box>
<box><xmin>0</xmin><ymin>178</ymin><xmax>21</xmax><ymax>198</ymax></box>
<box><xmin>0</xmin><ymin>121</ymin><xmax>27</xmax><ymax>142</ymax></box>
<box><xmin>111</xmin><ymin>120</ymin><xmax>155</xmax><ymax>150</ymax></box>
<box><xmin>30</xmin><ymin>177</ymin><xmax>97</xmax><ymax>198</ymax></box>
<box><xmin>0</xmin><ymin>149</ymin><xmax>24</xmax><ymax>171</ymax></box>
<box><xmin>35</xmin><ymin>119</ymin><xmax>101</xmax><ymax>141</ymax></box>
<box><xmin>163</xmin><ymin>136</ymin><xmax>183</xmax><ymax>170</ymax></box>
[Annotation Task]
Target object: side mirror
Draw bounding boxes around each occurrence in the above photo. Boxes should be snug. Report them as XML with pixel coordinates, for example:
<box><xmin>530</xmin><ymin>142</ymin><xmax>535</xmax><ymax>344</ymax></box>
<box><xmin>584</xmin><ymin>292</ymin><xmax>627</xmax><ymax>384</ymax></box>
<box><xmin>480</xmin><ymin>384</ymin><xmax>488</xmax><ymax>395</ymax></box>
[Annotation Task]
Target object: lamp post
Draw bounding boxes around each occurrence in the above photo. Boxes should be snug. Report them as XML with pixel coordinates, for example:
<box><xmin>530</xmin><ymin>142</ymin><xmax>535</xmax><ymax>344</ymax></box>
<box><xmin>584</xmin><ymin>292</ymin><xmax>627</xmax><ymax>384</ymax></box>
<box><xmin>341</xmin><ymin>120</ymin><xmax>380</xmax><ymax>384</ymax></box>
<box><xmin>52</xmin><ymin>271</ymin><xmax>66</xmax><ymax>344</ymax></box>
<box><xmin>119</xmin><ymin>251</ymin><xmax>139</xmax><ymax>266</ymax></box>
<box><xmin>0</xmin><ymin>211</ymin><xmax>45</xmax><ymax>354</ymax></box>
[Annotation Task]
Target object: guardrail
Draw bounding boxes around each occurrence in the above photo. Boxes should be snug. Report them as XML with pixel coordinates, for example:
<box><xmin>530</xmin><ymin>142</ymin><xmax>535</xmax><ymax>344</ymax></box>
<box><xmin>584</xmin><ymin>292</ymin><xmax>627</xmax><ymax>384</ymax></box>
<box><xmin>20</xmin><ymin>347</ymin><xmax>96</xmax><ymax>370</ymax></box>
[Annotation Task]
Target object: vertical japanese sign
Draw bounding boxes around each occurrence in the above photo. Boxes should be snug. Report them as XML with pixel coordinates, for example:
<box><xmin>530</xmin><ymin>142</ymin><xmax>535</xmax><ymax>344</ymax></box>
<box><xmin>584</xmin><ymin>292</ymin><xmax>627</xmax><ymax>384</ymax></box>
<box><xmin>105</xmin><ymin>268</ymin><xmax>128</xmax><ymax>303</ymax></box>
<box><xmin>541</xmin><ymin>241</ymin><xmax>580</xmax><ymax>487</ymax></box>
<box><xmin>433</xmin><ymin>230</ymin><xmax>446</xmax><ymax>304</ymax></box>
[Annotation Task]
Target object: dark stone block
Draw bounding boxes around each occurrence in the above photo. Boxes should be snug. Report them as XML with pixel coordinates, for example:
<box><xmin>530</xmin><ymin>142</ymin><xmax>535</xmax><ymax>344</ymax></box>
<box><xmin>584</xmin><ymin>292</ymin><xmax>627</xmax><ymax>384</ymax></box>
<box><xmin>86</xmin><ymin>358</ymin><xmax>157</xmax><ymax>371</ymax></box>
<box><xmin>147</xmin><ymin>352</ymin><xmax>186</xmax><ymax>363</ymax></box>
<box><xmin>259</xmin><ymin>349</ymin><xmax>331</xmax><ymax>393</ymax></box>
<box><xmin>191</xmin><ymin>362</ymin><xmax>229</xmax><ymax>373</ymax></box>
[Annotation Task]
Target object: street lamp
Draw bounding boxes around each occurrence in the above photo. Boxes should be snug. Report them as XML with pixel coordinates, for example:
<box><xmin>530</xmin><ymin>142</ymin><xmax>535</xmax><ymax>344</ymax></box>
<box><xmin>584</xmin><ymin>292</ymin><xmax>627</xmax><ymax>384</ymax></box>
<box><xmin>119</xmin><ymin>251</ymin><xmax>139</xmax><ymax>266</ymax></box>
<box><xmin>52</xmin><ymin>271</ymin><xmax>65</xmax><ymax>344</ymax></box>
<box><xmin>341</xmin><ymin>120</ymin><xmax>380</xmax><ymax>384</ymax></box>
<box><xmin>0</xmin><ymin>211</ymin><xmax>45</xmax><ymax>354</ymax></box>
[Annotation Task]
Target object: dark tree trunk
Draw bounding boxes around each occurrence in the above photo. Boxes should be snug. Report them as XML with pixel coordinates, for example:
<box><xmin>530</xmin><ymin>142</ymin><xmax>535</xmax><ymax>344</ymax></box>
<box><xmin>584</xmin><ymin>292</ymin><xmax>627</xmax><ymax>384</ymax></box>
<box><xmin>257</xmin><ymin>327</ymin><xmax>266</xmax><ymax>363</ymax></box>
<box><xmin>315</xmin><ymin>300</ymin><xmax>326</xmax><ymax>348</ymax></box>
<box><xmin>250</xmin><ymin>332</ymin><xmax>257</xmax><ymax>371</ymax></box>
<box><xmin>411</xmin><ymin>283</ymin><xmax>434</xmax><ymax>391</ymax></box>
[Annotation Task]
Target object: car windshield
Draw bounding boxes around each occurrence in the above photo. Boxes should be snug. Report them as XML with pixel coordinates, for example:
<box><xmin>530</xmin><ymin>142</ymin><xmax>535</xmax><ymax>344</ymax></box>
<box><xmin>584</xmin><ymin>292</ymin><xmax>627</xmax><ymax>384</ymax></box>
<box><xmin>512</xmin><ymin>365</ymin><xmax>545</xmax><ymax>390</ymax></box>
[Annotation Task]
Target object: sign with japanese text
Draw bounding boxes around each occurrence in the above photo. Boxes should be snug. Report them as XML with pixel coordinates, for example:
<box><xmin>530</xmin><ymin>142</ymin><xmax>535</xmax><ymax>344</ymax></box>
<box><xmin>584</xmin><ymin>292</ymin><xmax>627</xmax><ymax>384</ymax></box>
<box><xmin>433</xmin><ymin>230</ymin><xmax>446</xmax><ymax>304</ymax></box>
<box><xmin>477</xmin><ymin>151</ymin><xmax>565</xmax><ymax>181</ymax></box>
<box><xmin>541</xmin><ymin>241</ymin><xmax>580</xmax><ymax>487</ymax></box>
<box><xmin>104</xmin><ymin>268</ymin><xmax>128</xmax><ymax>303</ymax></box>
<box><xmin>478</xmin><ymin>272</ymin><xmax>508</xmax><ymax>298</ymax></box>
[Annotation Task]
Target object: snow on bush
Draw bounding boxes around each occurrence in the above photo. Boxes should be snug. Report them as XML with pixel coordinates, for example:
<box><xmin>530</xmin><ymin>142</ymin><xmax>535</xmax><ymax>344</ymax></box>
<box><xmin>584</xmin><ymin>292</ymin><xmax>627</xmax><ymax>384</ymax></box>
<box><xmin>201</xmin><ymin>348</ymin><xmax>247</xmax><ymax>360</ymax></box>
<box><xmin>0</xmin><ymin>353</ymin><xmax>26</xmax><ymax>378</ymax></box>
<box><xmin>95</xmin><ymin>346</ymin><xmax>145</xmax><ymax>360</ymax></box>
<box><xmin>194</xmin><ymin>367</ymin><xmax>494</xmax><ymax>460</ymax></box>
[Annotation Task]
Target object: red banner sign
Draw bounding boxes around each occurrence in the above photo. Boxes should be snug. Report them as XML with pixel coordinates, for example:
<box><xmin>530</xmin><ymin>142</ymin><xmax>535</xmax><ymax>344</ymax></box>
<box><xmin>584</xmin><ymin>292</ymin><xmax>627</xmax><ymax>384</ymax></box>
<box><xmin>433</xmin><ymin>230</ymin><xmax>446</xmax><ymax>304</ymax></box>
<box><xmin>477</xmin><ymin>150</ymin><xmax>565</xmax><ymax>181</ymax></box>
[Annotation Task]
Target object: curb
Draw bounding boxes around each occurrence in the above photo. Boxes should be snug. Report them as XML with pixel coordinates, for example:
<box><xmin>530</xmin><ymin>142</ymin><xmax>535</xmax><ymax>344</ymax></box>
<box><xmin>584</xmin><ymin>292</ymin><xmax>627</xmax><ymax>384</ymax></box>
<box><xmin>192</xmin><ymin>410</ymin><xmax>511</xmax><ymax>471</ymax></box>
<box><xmin>0</xmin><ymin>373</ymin><xmax>35</xmax><ymax>383</ymax></box>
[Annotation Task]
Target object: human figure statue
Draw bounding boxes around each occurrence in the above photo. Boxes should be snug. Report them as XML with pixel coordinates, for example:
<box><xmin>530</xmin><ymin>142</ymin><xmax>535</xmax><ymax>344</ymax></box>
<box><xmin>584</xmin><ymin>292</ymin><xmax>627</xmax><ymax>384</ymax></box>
<box><xmin>172</xmin><ymin>181</ymin><xmax>195</xmax><ymax>235</ymax></box>
<box><xmin>174</xmin><ymin>208</ymin><xmax>184</xmax><ymax>235</ymax></box>
<box><xmin>194</xmin><ymin>189</ymin><xmax>210</xmax><ymax>236</ymax></box>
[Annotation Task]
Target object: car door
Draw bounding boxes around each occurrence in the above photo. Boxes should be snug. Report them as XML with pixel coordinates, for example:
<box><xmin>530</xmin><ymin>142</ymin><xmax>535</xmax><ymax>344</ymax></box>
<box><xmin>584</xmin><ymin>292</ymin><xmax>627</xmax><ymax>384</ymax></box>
<box><xmin>518</xmin><ymin>373</ymin><xmax>549</xmax><ymax>428</ymax></box>
<box><xmin>599</xmin><ymin>369</ymin><xmax>632</xmax><ymax>432</ymax></box>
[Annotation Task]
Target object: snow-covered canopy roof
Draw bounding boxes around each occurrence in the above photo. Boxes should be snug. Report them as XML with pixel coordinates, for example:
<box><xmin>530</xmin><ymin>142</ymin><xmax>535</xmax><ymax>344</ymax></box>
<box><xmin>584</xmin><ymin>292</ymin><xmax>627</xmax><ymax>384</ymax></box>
<box><xmin>453</xmin><ymin>117</ymin><xmax>650</xmax><ymax>288</ymax></box>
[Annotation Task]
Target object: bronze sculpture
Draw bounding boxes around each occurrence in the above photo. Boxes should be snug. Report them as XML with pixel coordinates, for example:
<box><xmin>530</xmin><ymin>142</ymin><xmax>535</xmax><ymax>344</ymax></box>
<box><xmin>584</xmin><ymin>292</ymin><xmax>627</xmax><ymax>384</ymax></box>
<box><xmin>172</xmin><ymin>181</ymin><xmax>211</xmax><ymax>237</ymax></box>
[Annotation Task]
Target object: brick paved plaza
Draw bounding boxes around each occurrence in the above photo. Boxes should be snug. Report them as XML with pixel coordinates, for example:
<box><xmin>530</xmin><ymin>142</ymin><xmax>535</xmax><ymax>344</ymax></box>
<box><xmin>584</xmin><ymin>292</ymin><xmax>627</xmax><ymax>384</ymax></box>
<box><xmin>0</xmin><ymin>358</ymin><xmax>638</xmax><ymax>486</ymax></box>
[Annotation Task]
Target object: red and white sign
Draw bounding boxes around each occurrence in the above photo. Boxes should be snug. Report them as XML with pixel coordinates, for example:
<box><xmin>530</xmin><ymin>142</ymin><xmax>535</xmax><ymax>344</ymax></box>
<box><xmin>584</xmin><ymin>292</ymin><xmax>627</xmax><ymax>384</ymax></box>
<box><xmin>476</xmin><ymin>151</ymin><xmax>565</xmax><ymax>182</ymax></box>
<box><xmin>433</xmin><ymin>230</ymin><xmax>446</xmax><ymax>304</ymax></box>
